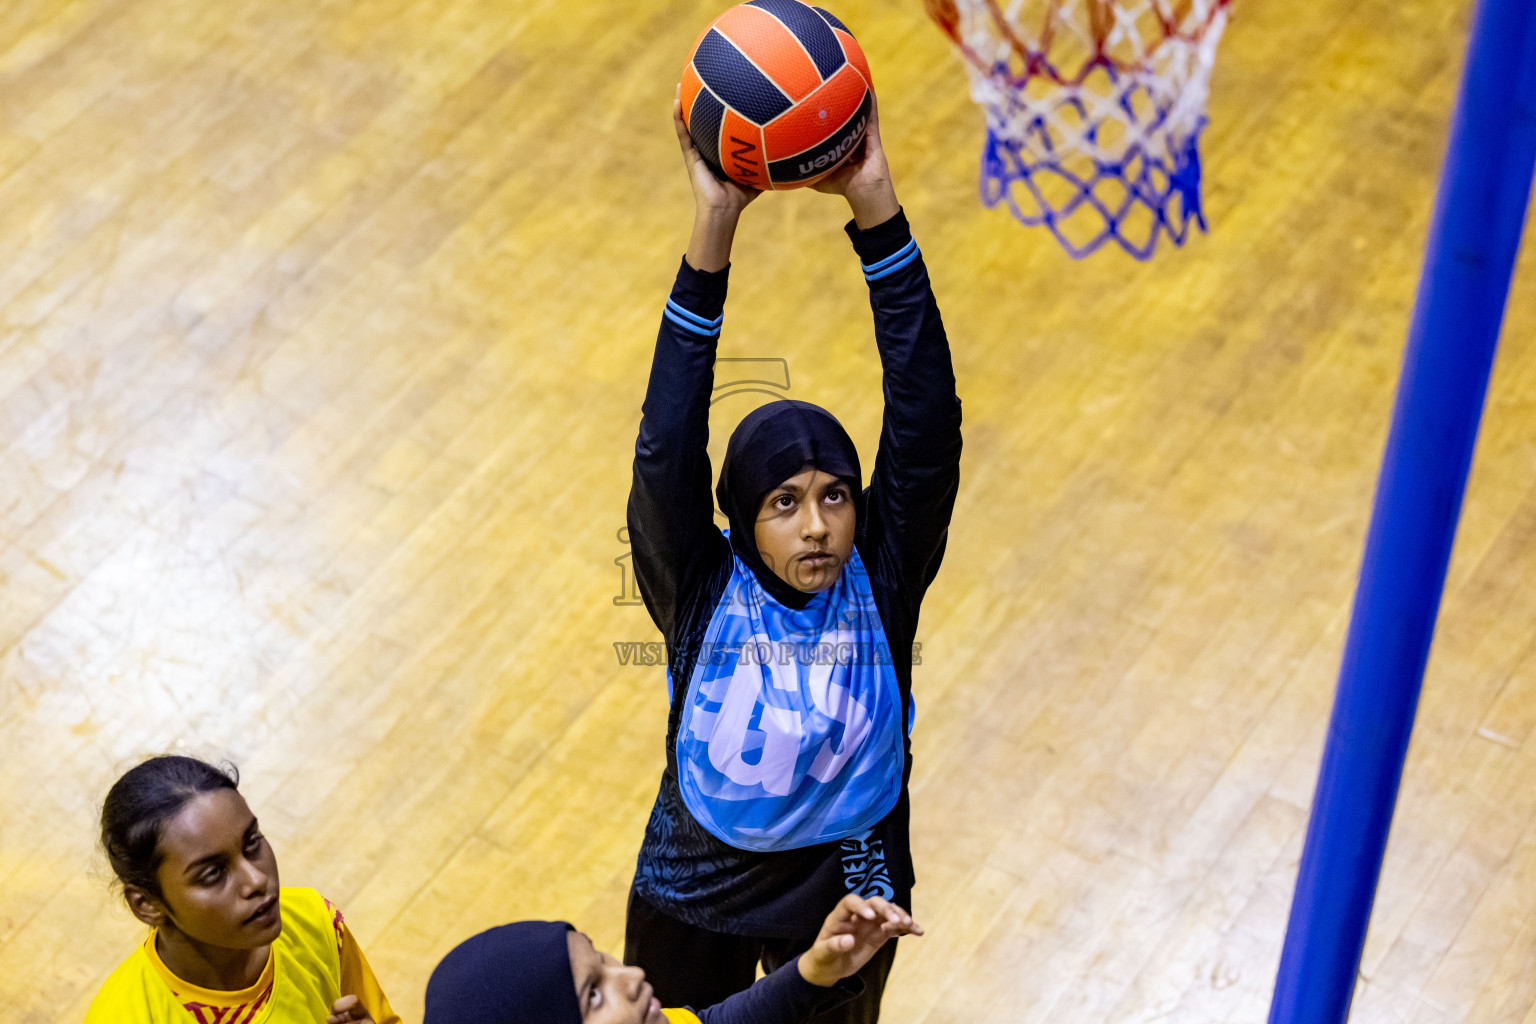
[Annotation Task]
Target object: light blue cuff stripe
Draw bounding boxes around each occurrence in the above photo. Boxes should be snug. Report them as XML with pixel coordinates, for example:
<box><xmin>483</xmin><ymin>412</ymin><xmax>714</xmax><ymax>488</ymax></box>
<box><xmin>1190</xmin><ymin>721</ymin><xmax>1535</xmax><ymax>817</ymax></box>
<box><xmin>860</xmin><ymin>237</ymin><xmax>918</xmax><ymax>275</ymax></box>
<box><xmin>863</xmin><ymin>244</ymin><xmax>921</xmax><ymax>281</ymax></box>
<box><xmin>664</xmin><ymin>307</ymin><xmax>721</xmax><ymax>336</ymax></box>
<box><xmin>665</xmin><ymin>298</ymin><xmax>724</xmax><ymax>330</ymax></box>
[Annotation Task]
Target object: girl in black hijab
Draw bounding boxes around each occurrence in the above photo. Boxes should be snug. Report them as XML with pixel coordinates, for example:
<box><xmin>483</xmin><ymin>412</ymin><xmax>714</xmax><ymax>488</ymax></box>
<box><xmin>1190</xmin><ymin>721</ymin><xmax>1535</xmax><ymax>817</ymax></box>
<box><xmin>623</xmin><ymin>98</ymin><xmax>960</xmax><ymax>1024</ymax></box>
<box><xmin>422</xmin><ymin>895</ymin><xmax>919</xmax><ymax>1024</ymax></box>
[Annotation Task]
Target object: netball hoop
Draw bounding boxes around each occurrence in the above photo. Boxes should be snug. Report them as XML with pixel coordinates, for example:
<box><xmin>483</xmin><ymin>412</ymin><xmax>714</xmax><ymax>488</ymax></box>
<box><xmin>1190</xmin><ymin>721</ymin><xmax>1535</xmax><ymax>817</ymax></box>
<box><xmin>926</xmin><ymin>0</ymin><xmax>1232</xmax><ymax>259</ymax></box>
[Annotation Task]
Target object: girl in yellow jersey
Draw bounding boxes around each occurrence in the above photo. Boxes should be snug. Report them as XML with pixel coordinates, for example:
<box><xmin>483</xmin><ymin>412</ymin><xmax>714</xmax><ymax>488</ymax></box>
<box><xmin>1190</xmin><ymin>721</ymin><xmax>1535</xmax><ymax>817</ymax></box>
<box><xmin>86</xmin><ymin>756</ymin><xmax>399</xmax><ymax>1024</ymax></box>
<box><xmin>421</xmin><ymin>893</ymin><xmax>919</xmax><ymax>1024</ymax></box>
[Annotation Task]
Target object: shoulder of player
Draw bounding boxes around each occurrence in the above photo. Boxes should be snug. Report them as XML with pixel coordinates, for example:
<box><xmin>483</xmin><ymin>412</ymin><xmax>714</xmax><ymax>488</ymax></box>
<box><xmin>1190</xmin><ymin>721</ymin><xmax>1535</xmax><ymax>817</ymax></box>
<box><xmin>278</xmin><ymin>885</ymin><xmax>332</xmax><ymax>917</ymax></box>
<box><xmin>277</xmin><ymin>886</ymin><xmax>347</xmax><ymax>944</ymax></box>
<box><xmin>84</xmin><ymin>943</ymin><xmax>172</xmax><ymax>1021</ymax></box>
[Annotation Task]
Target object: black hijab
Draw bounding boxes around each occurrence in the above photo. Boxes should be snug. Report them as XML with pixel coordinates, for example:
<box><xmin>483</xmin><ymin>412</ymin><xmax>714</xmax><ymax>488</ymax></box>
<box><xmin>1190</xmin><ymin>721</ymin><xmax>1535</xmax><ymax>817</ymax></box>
<box><xmin>423</xmin><ymin>920</ymin><xmax>580</xmax><ymax>1024</ymax></box>
<box><xmin>716</xmin><ymin>399</ymin><xmax>863</xmax><ymax>609</ymax></box>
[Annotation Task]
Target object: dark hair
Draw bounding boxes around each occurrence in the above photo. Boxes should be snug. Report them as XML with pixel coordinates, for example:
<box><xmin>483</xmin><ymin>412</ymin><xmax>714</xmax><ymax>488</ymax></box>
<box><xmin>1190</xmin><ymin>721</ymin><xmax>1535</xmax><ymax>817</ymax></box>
<box><xmin>100</xmin><ymin>755</ymin><xmax>240</xmax><ymax>903</ymax></box>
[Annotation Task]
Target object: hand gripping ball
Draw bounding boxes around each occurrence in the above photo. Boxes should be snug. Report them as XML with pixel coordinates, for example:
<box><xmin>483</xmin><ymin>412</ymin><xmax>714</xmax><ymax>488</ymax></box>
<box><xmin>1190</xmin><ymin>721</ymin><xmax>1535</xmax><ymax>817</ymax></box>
<box><xmin>681</xmin><ymin>0</ymin><xmax>873</xmax><ymax>190</ymax></box>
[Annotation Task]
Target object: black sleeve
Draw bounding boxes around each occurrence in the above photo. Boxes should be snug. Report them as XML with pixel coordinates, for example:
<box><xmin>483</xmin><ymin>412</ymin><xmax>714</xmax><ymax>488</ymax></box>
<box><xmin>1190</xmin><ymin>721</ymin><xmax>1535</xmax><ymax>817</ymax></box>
<box><xmin>627</xmin><ymin>258</ymin><xmax>735</xmax><ymax>641</ymax></box>
<box><xmin>692</xmin><ymin>957</ymin><xmax>861</xmax><ymax>1024</ymax></box>
<box><xmin>847</xmin><ymin>210</ymin><xmax>963</xmax><ymax>618</ymax></box>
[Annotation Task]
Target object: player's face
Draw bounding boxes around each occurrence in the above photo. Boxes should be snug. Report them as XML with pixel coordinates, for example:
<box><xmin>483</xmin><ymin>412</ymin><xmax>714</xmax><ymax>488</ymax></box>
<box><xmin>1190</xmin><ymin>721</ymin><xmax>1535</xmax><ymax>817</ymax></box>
<box><xmin>753</xmin><ymin>467</ymin><xmax>856</xmax><ymax>594</ymax></box>
<box><xmin>152</xmin><ymin>789</ymin><xmax>282</xmax><ymax>949</ymax></box>
<box><xmin>568</xmin><ymin>931</ymin><xmax>664</xmax><ymax>1024</ymax></box>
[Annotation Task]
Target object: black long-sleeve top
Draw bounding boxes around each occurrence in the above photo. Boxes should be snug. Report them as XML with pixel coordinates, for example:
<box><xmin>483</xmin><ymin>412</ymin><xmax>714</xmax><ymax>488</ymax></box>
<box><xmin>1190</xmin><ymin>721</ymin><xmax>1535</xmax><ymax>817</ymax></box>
<box><xmin>686</xmin><ymin>957</ymin><xmax>860</xmax><ymax>1024</ymax></box>
<box><xmin>628</xmin><ymin>210</ymin><xmax>962</xmax><ymax>937</ymax></box>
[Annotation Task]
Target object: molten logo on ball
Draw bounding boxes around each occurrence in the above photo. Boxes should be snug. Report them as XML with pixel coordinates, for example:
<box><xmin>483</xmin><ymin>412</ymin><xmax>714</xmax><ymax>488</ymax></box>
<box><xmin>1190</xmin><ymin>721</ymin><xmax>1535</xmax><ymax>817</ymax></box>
<box><xmin>796</xmin><ymin>108</ymin><xmax>868</xmax><ymax>176</ymax></box>
<box><xmin>802</xmin><ymin>121</ymin><xmax>864</xmax><ymax>174</ymax></box>
<box><xmin>681</xmin><ymin>0</ymin><xmax>874</xmax><ymax>190</ymax></box>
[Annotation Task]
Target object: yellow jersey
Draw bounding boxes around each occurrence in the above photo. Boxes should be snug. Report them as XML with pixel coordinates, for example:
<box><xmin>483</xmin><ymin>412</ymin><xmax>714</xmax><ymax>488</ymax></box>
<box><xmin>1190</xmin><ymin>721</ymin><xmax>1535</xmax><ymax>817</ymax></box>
<box><xmin>85</xmin><ymin>887</ymin><xmax>399</xmax><ymax>1024</ymax></box>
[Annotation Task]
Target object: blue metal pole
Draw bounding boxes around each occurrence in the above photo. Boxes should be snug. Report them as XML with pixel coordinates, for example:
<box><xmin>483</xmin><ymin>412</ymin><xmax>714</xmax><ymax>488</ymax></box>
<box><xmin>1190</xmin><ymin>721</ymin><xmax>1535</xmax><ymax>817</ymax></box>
<box><xmin>1267</xmin><ymin>0</ymin><xmax>1536</xmax><ymax>1021</ymax></box>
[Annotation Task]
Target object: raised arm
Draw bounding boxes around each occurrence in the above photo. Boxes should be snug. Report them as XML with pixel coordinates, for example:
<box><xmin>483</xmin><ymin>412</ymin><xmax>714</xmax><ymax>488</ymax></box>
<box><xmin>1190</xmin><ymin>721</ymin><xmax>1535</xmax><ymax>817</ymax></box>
<box><xmin>813</xmin><ymin>106</ymin><xmax>963</xmax><ymax>614</ymax></box>
<box><xmin>687</xmin><ymin>896</ymin><xmax>921</xmax><ymax>1024</ymax></box>
<box><xmin>626</xmin><ymin>100</ymin><xmax>758</xmax><ymax>639</ymax></box>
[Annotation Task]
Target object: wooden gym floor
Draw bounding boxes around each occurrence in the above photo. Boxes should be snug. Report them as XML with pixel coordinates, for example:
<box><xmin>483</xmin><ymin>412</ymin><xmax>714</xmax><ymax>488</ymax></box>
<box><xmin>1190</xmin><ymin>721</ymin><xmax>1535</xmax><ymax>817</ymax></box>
<box><xmin>3</xmin><ymin>0</ymin><xmax>1535</xmax><ymax>1020</ymax></box>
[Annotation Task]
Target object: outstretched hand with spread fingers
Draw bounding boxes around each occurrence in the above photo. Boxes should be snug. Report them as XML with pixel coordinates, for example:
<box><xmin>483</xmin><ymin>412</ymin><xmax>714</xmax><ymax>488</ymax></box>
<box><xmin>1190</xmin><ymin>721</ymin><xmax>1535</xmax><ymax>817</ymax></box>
<box><xmin>797</xmin><ymin>894</ymin><xmax>923</xmax><ymax>988</ymax></box>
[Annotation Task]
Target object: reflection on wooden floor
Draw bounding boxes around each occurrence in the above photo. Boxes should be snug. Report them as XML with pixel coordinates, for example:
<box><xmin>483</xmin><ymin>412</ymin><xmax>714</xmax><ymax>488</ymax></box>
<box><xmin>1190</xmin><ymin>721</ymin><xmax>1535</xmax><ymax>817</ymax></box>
<box><xmin>3</xmin><ymin>0</ymin><xmax>1535</xmax><ymax>1020</ymax></box>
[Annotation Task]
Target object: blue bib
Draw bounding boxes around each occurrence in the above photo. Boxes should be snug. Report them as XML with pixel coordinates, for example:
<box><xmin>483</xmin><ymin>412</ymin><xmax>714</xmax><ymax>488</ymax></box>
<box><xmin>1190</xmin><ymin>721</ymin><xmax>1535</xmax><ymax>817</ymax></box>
<box><xmin>674</xmin><ymin>543</ymin><xmax>906</xmax><ymax>852</ymax></box>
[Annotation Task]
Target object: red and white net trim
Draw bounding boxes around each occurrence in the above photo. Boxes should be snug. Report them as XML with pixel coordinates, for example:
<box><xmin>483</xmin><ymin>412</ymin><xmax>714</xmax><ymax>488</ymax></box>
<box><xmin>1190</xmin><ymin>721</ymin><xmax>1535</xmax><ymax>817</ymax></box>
<box><xmin>928</xmin><ymin>0</ymin><xmax>1233</xmax><ymax>258</ymax></box>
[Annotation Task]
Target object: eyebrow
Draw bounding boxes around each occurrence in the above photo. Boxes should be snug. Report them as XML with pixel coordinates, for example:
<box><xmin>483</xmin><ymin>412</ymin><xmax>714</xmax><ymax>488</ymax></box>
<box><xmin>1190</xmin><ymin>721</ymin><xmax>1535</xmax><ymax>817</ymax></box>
<box><xmin>180</xmin><ymin>816</ymin><xmax>259</xmax><ymax>876</ymax></box>
<box><xmin>777</xmin><ymin>480</ymin><xmax>848</xmax><ymax>497</ymax></box>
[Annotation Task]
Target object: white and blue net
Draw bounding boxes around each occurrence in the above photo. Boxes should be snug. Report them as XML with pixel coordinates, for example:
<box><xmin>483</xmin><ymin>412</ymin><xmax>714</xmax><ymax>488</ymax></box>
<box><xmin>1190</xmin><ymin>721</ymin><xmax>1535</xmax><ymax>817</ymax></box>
<box><xmin>929</xmin><ymin>0</ymin><xmax>1232</xmax><ymax>259</ymax></box>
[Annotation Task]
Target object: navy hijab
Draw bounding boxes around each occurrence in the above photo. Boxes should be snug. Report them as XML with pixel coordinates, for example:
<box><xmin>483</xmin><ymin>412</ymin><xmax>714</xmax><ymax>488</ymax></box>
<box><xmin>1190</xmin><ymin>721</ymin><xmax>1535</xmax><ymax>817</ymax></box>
<box><xmin>423</xmin><ymin>921</ymin><xmax>581</xmax><ymax>1024</ymax></box>
<box><xmin>716</xmin><ymin>400</ymin><xmax>863</xmax><ymax>609</ymax></box>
